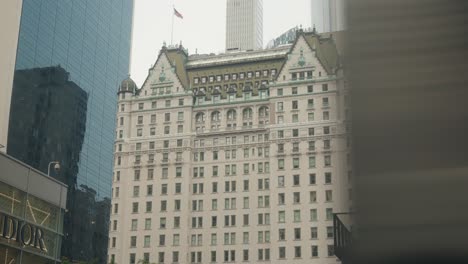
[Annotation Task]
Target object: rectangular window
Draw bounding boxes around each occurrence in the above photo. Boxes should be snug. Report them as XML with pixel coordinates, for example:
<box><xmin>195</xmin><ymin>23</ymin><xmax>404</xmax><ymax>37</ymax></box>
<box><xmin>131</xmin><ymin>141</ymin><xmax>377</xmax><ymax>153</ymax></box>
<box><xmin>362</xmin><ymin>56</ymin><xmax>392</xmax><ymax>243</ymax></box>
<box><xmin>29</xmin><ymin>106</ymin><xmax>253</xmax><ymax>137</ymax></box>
<box><xmin>279</xmin><ymin>247</ymin><xmax>286</xmax><ymax>259</ymax></box>
<box><xmin>294</xmin><ymin>246</ymin><xmax>301</xmax><ymax>258</ymax></box>
<box><xmin>294</xmin><ymin>210</ymin><xmax>301</xmax><ymax>222</ymax></box>
<box><xmin>322</xmin><ymin>83</ymin><xmax>329</xmax><ymax>91</ymax></box>
<box><xmin>312</xmin><ymin>245</ymin><xmax>318</xmax><ymax>257</ymax></box>
<box><xmin>293</xmin><ymin>158</ymin><xmax>300</xmax><ymax>169</ymax></box>
<box><xmin>309</xmin><ymin>156</ymin><xmax>316</xmax><ymax>168</ymax></box>
<box><xmin>326</xmin><ymin>190</ymin><xmax>333</xmax><ymax>202</ymax></box>
<box><xmin>308</xmin><ymin>99</ymin><xmax>314</xmax><ymax>108</ymax></box>
<box><xmin>292</xmin><ymin>114</ymin><xmax>299</xmax><ymax>123</ymax></box>
<box><xmin>279</xmin><ymin>229</ymin><xmax>285</xmax><ymax>241</ymax></box>
<box><xmin>323</xmin><ymin>111</ymin><xmax>329</xmax><ymax>120</ymax></box>
<box><xmin>325</xmin><ymin>208</ymin><xmax>333</xmax><ymax>221</ymax></box>
<box><xmin>131</xmin><ymin>219</ymin><xmax>137</xmax><ymax>231</ymax></box>
<box><xmin>327</xmin><ymin>226</ymin><xmax>334</xmax><ymax>238</ymax></box>
<box><xmin>328</xmin><ymin>245</ymin><xmax>335</xmax><ymax>257</ymax></box>
<box><xmin>292</xmin><ymin>100</ymin><xmax>298</xmax><ymax>110</ymax></box>
<box><xmin>278</xmin><ymin>211</ymin><xmax>285</xmax><ymax>223</ymax></box>
<box><xmin>309</xmin><ymin>173</ymin><xmax>316</xmax><ymax>184</ymax></box>
<box><xmin>243</xmin><ymin>232</ymin><xmax>249</xmax><ymax>244</ymax></box>
<box><xmin>311</xmin><ymin>227</ymin><xmax>318</xmax><ymax>239</ymax></box>
<box><xmin>144</xmin><ymin>235</ymin><xmax>151</xmax><ymax>247</ymax></box>
<box><xmin>310</xmin><ymin>209</ymin><xmax>318</xmax><ymax>221</ymax></box>
<box><xmin>278</xmin><ymin>159</ymin><xmax>284</xmax><ymax>170</ymax></box>
<box><xmin>294</xmin><ymin>228</ymin><xmax>301</xmax><ymax>240</ymax></box>
<box><xmin>293</xmin><ymin>129</ymin><xmax>299</xmax><ymax>137</ymax></box>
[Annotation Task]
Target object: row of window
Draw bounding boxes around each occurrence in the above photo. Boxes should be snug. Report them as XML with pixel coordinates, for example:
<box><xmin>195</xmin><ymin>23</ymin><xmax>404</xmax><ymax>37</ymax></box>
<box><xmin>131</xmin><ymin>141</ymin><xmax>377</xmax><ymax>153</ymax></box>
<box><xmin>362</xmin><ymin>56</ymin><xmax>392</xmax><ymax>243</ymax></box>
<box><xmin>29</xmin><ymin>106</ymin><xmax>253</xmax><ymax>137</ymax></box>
<box><xmin>116</xmin><ymin>152</ymin><xmax>336</xmax><ymax>171</ymax></box>
<box><xmin>114</xmin><ymin>167</ymin><xmax>351</xmax><ymax>185</ymax></box>
<box><xmin>195</xmin><ymin>106</ymin><xmax>269</xmax><ymax>123</ymax></box>
<box><xmin>193</xmin><ymin>69</ymin><xmax>277</xmax><ymax>85</ymax></box>
<box><xmin>112</xmin><ymin>203</ymin><xmax>334</xmax><ymax>225</ymax></box>
<box><xmin>119</xmin><ymin>98</ymin><xmax>185</xmax><ymax>112</ymax></box>
<box><xmin>118</xmin><ymin>227</ymin><xmax>335</xmax><ymax>250</ymax></box>
<box><xmin>276</xmin><ymin>83</ymin><xmax>329</xmax><ymax>97</ymax></box>
<box><xmin>114</xmin><ymin>187</ymin><xmax>339</xmax><ymax>209</ymax></box>
<box><xmin>121</xmin><ymin>244</ymin><xmax>334</xmax><ymax>264</ymax></box>
<box><xmin>277</xmin><ymin>97</ymin><xmax>330</xmax><ymax>111</ymax></box>
<box><xmin>113</xmin><ymin>171</ymin><xmax>339</xmax><ymax>198</ymax></box>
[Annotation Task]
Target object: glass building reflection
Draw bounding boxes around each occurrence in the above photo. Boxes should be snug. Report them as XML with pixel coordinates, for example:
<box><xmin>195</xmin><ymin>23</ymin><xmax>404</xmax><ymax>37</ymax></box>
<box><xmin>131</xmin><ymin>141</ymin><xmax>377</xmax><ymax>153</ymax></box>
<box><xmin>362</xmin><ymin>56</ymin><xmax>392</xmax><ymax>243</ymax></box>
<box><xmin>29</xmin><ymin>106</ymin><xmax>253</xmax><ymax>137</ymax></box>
<box><xmin>7</xmin><ymin>0</ymin><xmax>134</xmax><ymax>262</ymax></box>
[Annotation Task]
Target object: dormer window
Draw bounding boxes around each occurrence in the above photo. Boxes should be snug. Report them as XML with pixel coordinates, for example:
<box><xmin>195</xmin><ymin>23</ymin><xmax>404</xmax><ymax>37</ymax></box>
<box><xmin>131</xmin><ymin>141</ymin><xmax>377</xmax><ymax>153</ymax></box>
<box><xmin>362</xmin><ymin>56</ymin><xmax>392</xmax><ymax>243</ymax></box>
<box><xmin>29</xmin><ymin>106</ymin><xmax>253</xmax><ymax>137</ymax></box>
<box><xmin>198</xmin><ymin>97</ymin><xmax>205</xmax><ymax>105</ymax></box>
<box><xmin>271</xmin><ymin>69</ymin><xmax>277</xmax><ymax>77</ymax></box>
<box><xmin>299</xmin><ymin>72</ymin><xmax>305</xmax><ymax>80</ymax></box>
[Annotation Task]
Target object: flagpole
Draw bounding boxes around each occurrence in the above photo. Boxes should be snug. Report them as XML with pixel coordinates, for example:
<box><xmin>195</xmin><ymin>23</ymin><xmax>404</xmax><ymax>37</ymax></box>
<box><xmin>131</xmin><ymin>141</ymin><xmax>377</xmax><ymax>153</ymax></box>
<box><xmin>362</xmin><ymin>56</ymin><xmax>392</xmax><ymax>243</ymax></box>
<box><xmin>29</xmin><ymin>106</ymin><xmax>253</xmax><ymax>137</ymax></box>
<box><xmin>171</xmin><ymin>4</ymin><xmax>174</xmax><ymax>45</ymax></box>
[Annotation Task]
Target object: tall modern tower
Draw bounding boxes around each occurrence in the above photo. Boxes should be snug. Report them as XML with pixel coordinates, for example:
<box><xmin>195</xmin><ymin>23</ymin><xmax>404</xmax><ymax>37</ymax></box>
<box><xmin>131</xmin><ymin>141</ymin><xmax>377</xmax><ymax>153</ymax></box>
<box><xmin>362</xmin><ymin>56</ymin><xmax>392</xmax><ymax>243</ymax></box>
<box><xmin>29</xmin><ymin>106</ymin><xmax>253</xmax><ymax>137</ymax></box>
<box><xmin>7</xmin><ymin>0</ymin><xmax>134</xmax><ymax>262</ymax></box>
<box><xmin>226</xmin><ymin>0</ymin><xmax>263</xmax><ymax>51</ymax></box>
<box><xmin>311</xmin><ymin>0</ymin><xmax>346</xmax><ymax>33</ymax></box>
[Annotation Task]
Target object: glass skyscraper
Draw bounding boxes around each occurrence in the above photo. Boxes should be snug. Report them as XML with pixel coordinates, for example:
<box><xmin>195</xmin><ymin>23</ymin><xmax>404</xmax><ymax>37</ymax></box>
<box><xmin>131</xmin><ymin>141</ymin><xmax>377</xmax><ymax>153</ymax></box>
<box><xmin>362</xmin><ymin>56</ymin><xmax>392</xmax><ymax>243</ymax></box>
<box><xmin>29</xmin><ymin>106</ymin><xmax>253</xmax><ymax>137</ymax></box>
<box><xmin>7</xmin><ymin>0</ymin><xmax>134</xmax><ymax>262</ymax></box>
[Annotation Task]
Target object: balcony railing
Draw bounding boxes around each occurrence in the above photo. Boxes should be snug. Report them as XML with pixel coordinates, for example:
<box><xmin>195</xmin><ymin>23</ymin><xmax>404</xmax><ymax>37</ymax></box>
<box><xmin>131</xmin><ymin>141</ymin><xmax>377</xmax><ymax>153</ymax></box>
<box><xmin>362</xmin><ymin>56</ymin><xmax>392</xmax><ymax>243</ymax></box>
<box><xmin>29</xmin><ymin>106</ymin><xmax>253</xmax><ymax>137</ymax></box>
<box><xmin>334</xmin><ymin>212</ymin><xmax>353</xmax><ymax>263</ymax></box>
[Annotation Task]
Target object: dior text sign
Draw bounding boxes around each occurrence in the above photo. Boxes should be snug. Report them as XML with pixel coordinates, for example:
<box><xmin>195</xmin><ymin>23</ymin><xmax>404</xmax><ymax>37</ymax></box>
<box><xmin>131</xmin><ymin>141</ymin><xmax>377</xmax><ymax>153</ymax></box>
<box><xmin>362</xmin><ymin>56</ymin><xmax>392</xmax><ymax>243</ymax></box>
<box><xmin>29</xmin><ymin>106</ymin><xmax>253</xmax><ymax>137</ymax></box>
<box><xmin>0</xmin><ymin>212</ymin><xmax>47</xmax><ymax>252</ymax></box>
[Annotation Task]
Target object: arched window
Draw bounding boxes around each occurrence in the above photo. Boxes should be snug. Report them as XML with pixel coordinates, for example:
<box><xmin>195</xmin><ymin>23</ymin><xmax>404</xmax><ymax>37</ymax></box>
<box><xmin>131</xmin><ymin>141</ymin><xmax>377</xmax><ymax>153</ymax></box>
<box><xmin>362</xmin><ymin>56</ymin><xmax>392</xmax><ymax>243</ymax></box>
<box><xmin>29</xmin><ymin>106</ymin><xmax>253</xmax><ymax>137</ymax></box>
<box><xmin>242</xmin><ymin>108</ymin><xmax>253</xmax><ymax>120</ymax></box>
<box><xmin>211</xmin><ymin>111</ymin><xmax>221</xmax><ymax>122</ymax></box>
<box><xmin>259</xmin><ymin>106</ymin><xmax>269</xmax><ymax>118</ymax></box>
<box><xmin>227</xmin><ymin>109</ymin><xmax>237</xmax><ymax>121</ymax></box>
<box><xmin>195</xmin><ymin>112</ymin><xmax>205</xmax><ymax>122</ymax></box>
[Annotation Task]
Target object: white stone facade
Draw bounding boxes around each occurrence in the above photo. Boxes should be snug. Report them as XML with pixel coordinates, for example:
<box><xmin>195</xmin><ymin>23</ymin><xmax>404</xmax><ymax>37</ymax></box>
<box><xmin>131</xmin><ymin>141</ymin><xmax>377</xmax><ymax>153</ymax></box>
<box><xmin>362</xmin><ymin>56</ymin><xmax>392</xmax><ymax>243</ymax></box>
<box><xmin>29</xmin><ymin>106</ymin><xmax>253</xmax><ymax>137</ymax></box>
<box><xmin>109</xmin><ymin>32</ymin><xmax>351</xmax><ymax>264</ymax></box>
<box><xmin>226</xmin><ymin>0</ymin><xmax>263</xmax><ymax>51</ymax></box>
<box><xmin>0</xmin><ymin>0</ymin><xmax>23</xmax><ymax>152</ymax></box>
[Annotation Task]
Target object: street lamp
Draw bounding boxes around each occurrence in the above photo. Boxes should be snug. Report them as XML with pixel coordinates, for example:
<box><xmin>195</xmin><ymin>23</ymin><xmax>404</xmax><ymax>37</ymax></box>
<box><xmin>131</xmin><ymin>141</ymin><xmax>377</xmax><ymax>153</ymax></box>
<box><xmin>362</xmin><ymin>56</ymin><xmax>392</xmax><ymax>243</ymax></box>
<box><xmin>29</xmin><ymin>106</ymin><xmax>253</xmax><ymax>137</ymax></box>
<box><xmin>47</xmin><ymin>161</ymin><xmax>60</xmax><ymax>176</ymax></box>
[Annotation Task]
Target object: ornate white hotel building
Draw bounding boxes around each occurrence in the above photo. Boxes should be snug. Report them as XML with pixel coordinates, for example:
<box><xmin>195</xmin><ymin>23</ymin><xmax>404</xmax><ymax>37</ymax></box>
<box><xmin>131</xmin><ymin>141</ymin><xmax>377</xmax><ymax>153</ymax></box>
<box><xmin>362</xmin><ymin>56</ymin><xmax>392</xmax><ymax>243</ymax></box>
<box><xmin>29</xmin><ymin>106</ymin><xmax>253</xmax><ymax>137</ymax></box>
<box><xmin>109</xmin><ymin>30</ymin><xmax>352</xmax><ymax>264</ymax></box>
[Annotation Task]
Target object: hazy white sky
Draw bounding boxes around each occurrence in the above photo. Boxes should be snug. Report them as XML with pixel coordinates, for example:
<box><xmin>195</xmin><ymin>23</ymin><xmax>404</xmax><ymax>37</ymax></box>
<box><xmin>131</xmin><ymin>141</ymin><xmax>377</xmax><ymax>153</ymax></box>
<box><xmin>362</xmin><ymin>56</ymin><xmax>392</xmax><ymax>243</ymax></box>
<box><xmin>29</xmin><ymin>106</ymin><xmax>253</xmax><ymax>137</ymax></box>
<box><xmin>130</xmin><ymin>0</ymin><xmax>311</xmax><ymax>86</ymax></box>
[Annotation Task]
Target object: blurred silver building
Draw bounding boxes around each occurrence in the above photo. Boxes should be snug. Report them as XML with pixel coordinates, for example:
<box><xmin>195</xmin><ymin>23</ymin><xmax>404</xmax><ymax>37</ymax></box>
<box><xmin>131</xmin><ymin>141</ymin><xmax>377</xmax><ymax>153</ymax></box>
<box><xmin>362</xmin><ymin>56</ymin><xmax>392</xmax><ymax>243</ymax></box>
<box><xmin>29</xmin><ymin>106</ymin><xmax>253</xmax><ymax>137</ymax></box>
<box><xmin>311</xmin><ymin>0</ymin><xmax>346</xmax><ymax>33</ymax></box>
<box><xmin>226</xmin><ymin>0</ymin><xmax>263</xmax><ymax>51</ymax></box>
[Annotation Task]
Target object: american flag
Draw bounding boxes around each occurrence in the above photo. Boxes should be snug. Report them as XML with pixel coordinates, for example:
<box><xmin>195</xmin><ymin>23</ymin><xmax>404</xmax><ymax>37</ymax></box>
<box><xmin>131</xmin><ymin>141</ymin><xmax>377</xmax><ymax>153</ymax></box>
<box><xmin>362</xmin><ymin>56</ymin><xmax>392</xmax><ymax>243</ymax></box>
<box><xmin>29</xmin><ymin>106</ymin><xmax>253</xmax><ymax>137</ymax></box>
<box><xmin>174</xmin><ymin>8</ymin><xmax>183</xmax><ymax>19</ymax></box>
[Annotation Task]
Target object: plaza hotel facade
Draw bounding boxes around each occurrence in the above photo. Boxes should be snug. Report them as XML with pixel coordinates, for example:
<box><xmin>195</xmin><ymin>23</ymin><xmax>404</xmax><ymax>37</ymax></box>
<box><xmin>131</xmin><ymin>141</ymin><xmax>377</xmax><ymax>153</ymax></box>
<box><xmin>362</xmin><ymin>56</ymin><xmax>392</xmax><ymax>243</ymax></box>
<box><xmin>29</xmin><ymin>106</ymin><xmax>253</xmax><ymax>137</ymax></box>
<box><xmin>109</xmin><ymin>30</ymin><xmax>352</xmax><ymax>264</ymax></box>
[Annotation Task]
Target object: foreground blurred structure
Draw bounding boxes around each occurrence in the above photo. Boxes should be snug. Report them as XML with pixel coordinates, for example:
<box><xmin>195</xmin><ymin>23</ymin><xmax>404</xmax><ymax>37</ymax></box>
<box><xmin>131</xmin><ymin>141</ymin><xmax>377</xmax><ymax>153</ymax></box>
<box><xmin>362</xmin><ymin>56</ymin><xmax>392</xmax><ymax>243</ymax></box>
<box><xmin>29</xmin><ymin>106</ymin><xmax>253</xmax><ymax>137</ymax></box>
<box><xmin>335</xmin><ymin>0</ymin><xmax>468</xmax><ymax>263</ymax></box>
<box><xmin>109</xmin><ymin>30</ymin><xmax>351</xmax><ymax>264</ymax></box>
